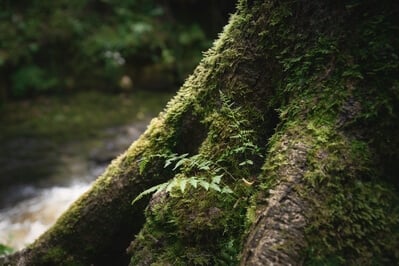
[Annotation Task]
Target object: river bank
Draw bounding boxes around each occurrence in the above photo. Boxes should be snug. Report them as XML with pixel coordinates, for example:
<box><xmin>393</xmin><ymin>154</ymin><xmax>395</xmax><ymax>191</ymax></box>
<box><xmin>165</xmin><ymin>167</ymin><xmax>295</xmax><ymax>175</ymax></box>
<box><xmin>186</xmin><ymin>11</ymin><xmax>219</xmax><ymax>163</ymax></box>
<box><xmin>0</xmin><ymin>91</ymin><xmax>173</xmax><ymax>250</ymax></box>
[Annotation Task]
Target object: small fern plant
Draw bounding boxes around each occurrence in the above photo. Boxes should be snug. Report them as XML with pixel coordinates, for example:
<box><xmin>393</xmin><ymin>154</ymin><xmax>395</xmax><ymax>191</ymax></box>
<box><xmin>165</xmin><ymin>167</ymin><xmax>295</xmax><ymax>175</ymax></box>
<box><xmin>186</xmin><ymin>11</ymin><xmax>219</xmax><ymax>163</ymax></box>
<box><xmin>132</xmin><ymin>92</ymin><xmax>262</xmax><ymax>205</ymax></box>
<box><xmin>132</xmin><ymin>153</ymin><xmax>234</xmax><ymax>205</ymax></box>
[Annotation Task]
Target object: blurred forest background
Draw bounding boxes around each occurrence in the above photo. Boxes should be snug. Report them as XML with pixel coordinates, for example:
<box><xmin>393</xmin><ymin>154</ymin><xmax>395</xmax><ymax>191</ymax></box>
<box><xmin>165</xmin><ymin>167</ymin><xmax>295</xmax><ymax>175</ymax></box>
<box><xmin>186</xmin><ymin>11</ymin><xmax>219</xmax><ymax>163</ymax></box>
<box><xmin>0</xmin><ymin>0</ymin><xmax>236</xmax><ymax>252</ymax></box>
<box><xmin>0</xmin><ymin>0</ymin><xmax>236</xmax><ymax>189</ymax></box>
<box><xmin>0</xmin><ymin>0</ymin><xmax>235</xmax><ymax>99</ymax></box>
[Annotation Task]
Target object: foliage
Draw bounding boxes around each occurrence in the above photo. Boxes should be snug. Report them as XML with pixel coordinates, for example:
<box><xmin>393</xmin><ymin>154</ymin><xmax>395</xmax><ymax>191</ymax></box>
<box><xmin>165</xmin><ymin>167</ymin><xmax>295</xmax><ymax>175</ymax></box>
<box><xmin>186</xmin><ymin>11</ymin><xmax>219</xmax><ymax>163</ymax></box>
<box><xmin>133</xmin><ymin>153</ymin><xmax>234</xmax><ymax>205</ymax></box>
<box><xmin>3</xmin><ymin>0</ymin><xmax>398</xmax><ymax>264</ymax></box>
<box><xmin>133</xmin><ymin>92</ymin><xmax>261</xmax><ymax>205</ymax></box>
<box><xmin>0</xmin><ymin>243</ymin><xmax>13</xmax><ymax>256</ymax></box>
<box><xmin>0</xmin><ymin>0</ymin><xmax>234</xmax><ymax>98</ymax></box>
<box><xmin>11</xmin><ymin>65</ymin><xmax>59</xmax><ymax>97</ymax></box>
<box><xmin>129</xmin><ymin>91</ymin><xmax>264</xmax><ymax>265</ymax></box>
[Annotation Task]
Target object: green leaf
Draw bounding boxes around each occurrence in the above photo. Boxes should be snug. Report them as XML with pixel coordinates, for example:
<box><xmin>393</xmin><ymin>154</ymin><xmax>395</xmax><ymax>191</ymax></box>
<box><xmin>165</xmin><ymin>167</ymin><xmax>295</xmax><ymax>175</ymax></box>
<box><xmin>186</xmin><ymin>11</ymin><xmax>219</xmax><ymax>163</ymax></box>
<box><xmin>178</xmin><ymin>153</ymin><xmax>190</xmax><ymax>159</ymax></box>
<box><xmin>0</xmin><ymin>244</ymin><xmax>14</xmax><ymax>256</ymax></box>
<box><xmin>199</xmin><ymin>180</ymin><xmax>210</xmax><ymax>191</ymax></box>
<box><xmin>179</xmin><ymin>178</ymin><xmax>188</xmax><ymax>193</ymax></box>
<box><xmin>138</xmin><ymin>158</ymin><xmax>149</xmax><ymax>174</ymax></box>
<box><xmin>188</xmin><ymin>177</ymin><xmax>198</xmax><ymax>188</ymax></box>
<box><xmin>221</xmin><ymin>186</ymin><xmax>233</xmax><ymax>194</ymax></box>
<box><xmin>198</xmin><ymin>161</ymin><xmax>210</xmax><ymax>170</ymax></box>
<box><xmin>209</xmin><ymin>183</ymin><xmax>221</xmax><ymax>192</ymax></box>
<box><xmin>212</xmin><ymin>174</ymin><xmax>223</xmax><ymax>184</ymax></box>
<box><xmin>132</xmin><ymin>182</ymin><xmax>168</xmax><ymax>205</ymax></box>
<box><xmin>173</xmin><ymin>157</ymin><xmax>188</xmax><ymax>170</ymax></box>
<box><xmin>166</xmin><ymin>178</ymin><xmax>179</xmax><ymax>192</ymax></box>
<box><xmin>233</xmin><ymin>147</ymin><xmax>246</xmax><ymax>153</ymax></box>
<box><xmin>239</xmin><ymin>159</ymin><xmax>253</xmax><ymax>166</ymax></box>
<box><xmin>164</xmin><ymin>157</ymin><xmax>175</xmax><ymax>168</ymax></box>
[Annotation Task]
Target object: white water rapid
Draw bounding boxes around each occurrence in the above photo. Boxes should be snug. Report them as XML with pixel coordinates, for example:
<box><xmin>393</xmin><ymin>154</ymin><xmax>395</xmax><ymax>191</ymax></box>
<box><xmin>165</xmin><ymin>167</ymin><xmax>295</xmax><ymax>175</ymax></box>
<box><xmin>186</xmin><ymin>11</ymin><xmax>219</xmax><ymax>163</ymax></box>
<box><xmin>0</xmin><ymin>182</ymin><xmax>91</xmax><ymax>249</ymax></box>
<box><xmin>0</xmin><ymin>121</ymin><xmax>148</xmax><ymax>251</ymax></box>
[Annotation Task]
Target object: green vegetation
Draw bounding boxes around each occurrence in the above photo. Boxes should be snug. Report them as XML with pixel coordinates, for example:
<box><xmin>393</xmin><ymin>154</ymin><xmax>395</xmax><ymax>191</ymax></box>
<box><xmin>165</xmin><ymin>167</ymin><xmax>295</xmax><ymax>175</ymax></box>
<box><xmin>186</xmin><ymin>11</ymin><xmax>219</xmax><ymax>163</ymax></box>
<box><xmin>133</xmin><ymin>92</ymin><xmax>261</xmax><ymax>204</ymax></box>
<box><xmin>0</xmin><ymin>0</ymin><xmax>234</xmax><ymax>99</ymax></box>
<box><xmin>0</xmin><ymin>91</ymin><xmax>172</xmax><ymax>142</ymax></box>
<box><xmin>2</xmin><ymin>0</ymin><xmax>398</xmax><ymax>265</ymax></box>
<box><xmin>129</xmin><ymin>92</ymin><xmax>264</xmax><ymax>265</ymax></box>
<box><xmin>129</xmin><ymin>0</ymin><xmax>399</xmax><ymax>264</ymax></box>
<box><xmin>0</xmin><ymin>244</ymin><xmax>13</xmax><ymax>256</ymax></box>
<box><xmin>258</xmin><ymin>1</ymin><xmax>399</xmax><ymax>263</ymax></box>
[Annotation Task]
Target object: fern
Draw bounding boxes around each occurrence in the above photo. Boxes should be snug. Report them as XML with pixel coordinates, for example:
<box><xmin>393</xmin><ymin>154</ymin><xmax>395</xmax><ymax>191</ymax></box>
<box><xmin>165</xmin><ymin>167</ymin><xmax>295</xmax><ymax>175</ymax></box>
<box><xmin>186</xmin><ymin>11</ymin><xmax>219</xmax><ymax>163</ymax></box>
<box><xmin>132</xmin><ymin>92</ymin><xmax>261</xmax><ymax>205</ymax></box>
<box><xmin>132</xmin><ymin>182</ymin><xmax>169</xmax><ymax>205</ymax></box>
<box><xmin>132</xmin><ymin>175</ymin><xmax>233</xmax><ymax>205</ymax></box>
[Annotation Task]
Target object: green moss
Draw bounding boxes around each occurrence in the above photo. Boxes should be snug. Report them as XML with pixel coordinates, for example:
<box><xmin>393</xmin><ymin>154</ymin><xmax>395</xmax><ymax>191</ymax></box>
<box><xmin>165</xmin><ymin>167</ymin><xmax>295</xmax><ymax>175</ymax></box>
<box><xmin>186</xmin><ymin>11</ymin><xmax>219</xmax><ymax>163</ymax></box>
<box><xmin>243</xmin><ymin>1</ymin><xmax>399</xmax><ymax>263</ymax></box>
<box><xmin>130</xmin><ymin>187</ymin><xmax>249</xmax><ymax>265</ymax></box>
<box><xmin>287</xmin><ymin>116</ymin><xmax>398</xmax><ymax>265</ymax></box>
<box><xmin>41</xmin><ymin>246</ymin><xmax>84</xmax><ymax>266</ymax></box>
<box><xmin>130</xmin><ymin>1</ymin><xmax>398</xmax><ymax>264</ymax></box>
<box><xmin>128</xmin><ymin>84</ymin><xmax>270</xmax><ymax>264</ymax></box>
<box><xmin>251</xmin><ymin>112</ymin><xmax>398</xmax><ymax>264</ymax></box>
<box><xmin>304</xmin><ymin>180</ymin><xmax>399</xmax><ymax>265</ymax></box>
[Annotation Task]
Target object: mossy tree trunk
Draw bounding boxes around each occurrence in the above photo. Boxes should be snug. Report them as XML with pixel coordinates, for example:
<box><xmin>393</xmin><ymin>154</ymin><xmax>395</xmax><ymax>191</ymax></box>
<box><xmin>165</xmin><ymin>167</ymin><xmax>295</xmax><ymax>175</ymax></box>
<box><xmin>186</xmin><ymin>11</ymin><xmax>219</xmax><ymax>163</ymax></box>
<box><xmin>3</xmin><ymin>0</ymin><xmax>399</xmax><ymax>265</ymax></box>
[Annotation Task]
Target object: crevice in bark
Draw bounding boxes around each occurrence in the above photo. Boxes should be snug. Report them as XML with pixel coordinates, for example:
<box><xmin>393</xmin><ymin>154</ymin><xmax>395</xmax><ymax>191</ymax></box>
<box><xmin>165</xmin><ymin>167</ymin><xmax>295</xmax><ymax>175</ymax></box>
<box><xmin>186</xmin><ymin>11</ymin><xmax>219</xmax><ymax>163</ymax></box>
<box><xmin>171</xmin><ymin>106</ymin><xmax>208</xmax><ymax>156</ymax></box>
<box><xmin>2</xmin><ymin>0</ymin><xmax>399</xmax><ymax>265</ymax></box>
<box><xmin>240</xmin><ymin>140</ymin><xmax>310</xmax><ymax>266</ymax></box>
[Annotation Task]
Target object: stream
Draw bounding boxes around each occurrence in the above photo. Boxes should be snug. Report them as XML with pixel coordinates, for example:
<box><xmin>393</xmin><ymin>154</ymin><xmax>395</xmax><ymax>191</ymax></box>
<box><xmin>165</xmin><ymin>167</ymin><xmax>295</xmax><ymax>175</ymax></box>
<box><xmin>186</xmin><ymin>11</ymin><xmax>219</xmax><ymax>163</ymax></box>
<box><xmin>0</xmin><ymin>119</ymin><xmax>149</xmax><ymax>250</ymax></box>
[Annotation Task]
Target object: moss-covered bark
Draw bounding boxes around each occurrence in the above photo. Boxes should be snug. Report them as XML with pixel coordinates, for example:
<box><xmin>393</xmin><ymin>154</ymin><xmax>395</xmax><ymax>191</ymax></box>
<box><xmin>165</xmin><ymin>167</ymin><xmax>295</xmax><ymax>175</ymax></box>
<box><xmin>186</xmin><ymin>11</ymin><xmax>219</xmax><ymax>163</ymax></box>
<box><xmin>1</xmin><ymin>84</ymin><xmax>209</xmax><ymax>265</ymax></box>
<box><xmin>2</xmin><ymin>0</ymin><xmax>399</xmax><ymax>265</ymax></box>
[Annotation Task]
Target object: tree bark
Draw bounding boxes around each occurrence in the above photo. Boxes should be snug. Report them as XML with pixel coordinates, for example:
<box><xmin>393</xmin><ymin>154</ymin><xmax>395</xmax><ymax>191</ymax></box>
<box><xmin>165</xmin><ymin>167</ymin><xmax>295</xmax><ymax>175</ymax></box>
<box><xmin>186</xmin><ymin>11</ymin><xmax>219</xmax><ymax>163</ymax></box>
<box><xmin>240</xmin><ymin>138</ymin><xmax>310</xmax><ymax>266</ymax></box>
<box><xmin>2</xmin><ymin>0</ymin><xmax>399</xmax><ymax>265</ymax></box>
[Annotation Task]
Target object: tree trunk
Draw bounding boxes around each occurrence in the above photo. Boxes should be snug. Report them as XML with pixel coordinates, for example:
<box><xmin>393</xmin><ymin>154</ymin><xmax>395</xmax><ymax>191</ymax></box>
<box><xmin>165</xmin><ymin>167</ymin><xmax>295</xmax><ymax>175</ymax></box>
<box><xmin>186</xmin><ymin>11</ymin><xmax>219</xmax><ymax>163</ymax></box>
<box><xmin>2</xmin><ymin>0</ymin><xmax>399</xmax><ymax>265</ymax></box>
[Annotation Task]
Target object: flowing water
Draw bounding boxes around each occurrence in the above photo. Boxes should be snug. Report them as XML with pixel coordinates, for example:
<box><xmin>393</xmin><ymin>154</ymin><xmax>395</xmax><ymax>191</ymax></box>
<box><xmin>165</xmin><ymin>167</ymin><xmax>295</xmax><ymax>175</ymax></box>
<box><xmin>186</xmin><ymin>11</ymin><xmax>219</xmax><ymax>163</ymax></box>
<box><xmin>0</xmin><ymin>120</ymin><xmax>149</xmax><ymax>250</ymax></box>
<box><xmin>0</xmin><ymin>183</ymin><xmax>92</xmax><ymax>249</ymax></box>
